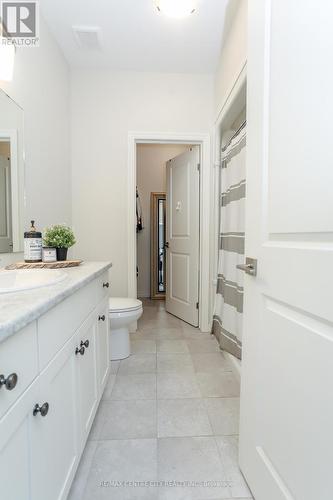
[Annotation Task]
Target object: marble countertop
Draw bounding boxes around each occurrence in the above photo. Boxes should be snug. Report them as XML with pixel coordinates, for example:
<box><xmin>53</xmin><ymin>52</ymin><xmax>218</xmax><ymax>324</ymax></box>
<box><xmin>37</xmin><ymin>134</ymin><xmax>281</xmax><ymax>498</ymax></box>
<box><xmin>0</xmin><ymin>261</ymin><xmax>112</xmax><ymax>344</ymax></box>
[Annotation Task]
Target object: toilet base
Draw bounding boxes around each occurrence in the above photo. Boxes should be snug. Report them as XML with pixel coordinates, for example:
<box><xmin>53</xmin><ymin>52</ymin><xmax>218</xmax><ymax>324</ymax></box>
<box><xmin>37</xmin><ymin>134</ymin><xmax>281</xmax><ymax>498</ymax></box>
<box><xmin>110</xmin><ymin>326</ymin><xmax>130</xmax><ymax>361</ymax></box>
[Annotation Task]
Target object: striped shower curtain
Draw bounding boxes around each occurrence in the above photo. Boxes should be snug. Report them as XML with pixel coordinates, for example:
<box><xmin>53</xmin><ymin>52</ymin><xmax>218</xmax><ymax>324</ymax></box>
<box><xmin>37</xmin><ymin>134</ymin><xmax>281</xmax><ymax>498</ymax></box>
<box><xmin>212</xmin><ymin>124</ymin><xmax>246</xmax><ymax>360</ymax></box>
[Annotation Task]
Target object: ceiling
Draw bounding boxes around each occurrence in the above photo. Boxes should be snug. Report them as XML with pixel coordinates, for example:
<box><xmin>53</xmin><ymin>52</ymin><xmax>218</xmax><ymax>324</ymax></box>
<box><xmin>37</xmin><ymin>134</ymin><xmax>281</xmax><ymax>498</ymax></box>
<box><xmin>40</xmin><ymin>0</ymin><xmax>229</xmax><ymax>73</ymax></box>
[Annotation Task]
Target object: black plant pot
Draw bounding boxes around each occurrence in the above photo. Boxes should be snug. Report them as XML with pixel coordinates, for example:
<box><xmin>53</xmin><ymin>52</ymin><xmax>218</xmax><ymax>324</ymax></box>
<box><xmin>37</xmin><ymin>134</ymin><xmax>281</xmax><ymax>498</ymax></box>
<box><xmin>56</xmin><ymin>247</ymin><xmax>68</xmax><ymax>261</ymax></box>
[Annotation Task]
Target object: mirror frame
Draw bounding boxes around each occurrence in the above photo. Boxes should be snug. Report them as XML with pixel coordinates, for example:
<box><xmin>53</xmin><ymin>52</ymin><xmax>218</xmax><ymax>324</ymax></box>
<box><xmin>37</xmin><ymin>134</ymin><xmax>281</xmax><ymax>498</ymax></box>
<box><xmin>0</xmin><ymin>129</ymin><xmax>20</xmax><ymax>251</ymax></box>
<box><xmin>150</xmin><ymin>192</ymin><xmax>166</xmax><ymax>300</ymax></box>
<box><xmin>0</xmin><ymin>89</ymin><xmax>25</xmax><ymax>254</ymax></box>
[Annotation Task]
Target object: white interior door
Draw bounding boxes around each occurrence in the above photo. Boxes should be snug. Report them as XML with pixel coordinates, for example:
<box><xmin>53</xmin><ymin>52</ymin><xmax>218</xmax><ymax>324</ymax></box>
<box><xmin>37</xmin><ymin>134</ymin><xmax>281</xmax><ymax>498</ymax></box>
<box><xmin>166</xmin><ymin>146</ymin><xmax>200</xmax><ymax>326</ymax></box>
<box><xmin>239</xmin><ymin>2</ymin><xmax>333</xmax><ymax>500</ymax></box>
<box><xmin>0</xmin><ymin>154</ymin><xmax>12</xmax><ymax>253</ymax></box>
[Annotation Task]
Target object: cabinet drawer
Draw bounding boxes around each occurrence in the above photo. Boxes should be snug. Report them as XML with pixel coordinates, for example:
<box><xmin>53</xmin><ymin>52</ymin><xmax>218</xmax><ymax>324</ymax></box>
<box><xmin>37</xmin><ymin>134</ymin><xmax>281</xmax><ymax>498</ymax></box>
<box><xmin>0</xmin><ymin>322</ymin><xmax>38</xmax><ymax>419</ymax></box>
<box><xmin>38</xmin><ymin>272</ymin><xmax>109</xmax><ymax>369</ymax></box>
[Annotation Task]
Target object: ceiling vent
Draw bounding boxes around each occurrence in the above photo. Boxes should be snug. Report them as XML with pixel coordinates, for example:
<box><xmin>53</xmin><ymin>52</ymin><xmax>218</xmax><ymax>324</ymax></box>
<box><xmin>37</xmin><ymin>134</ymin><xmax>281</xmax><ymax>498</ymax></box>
<box><xmin>72</xmin><ymin>26</ymin><xmax>102</xmax><ymax>50</ymax></box>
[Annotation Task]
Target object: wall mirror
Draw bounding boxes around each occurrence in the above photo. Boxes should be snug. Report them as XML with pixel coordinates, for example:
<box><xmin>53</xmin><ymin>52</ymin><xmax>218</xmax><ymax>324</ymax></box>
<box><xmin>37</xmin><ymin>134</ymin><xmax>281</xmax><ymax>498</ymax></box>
<box><xmin>0</xmin><ymin>89</ymin><xmax>25</xmax><ymax>253</ymax></box>
<box><xmin>150</xmin><ymin>192</ymin><xmax>166</xmax><ymax>299</ymax></box>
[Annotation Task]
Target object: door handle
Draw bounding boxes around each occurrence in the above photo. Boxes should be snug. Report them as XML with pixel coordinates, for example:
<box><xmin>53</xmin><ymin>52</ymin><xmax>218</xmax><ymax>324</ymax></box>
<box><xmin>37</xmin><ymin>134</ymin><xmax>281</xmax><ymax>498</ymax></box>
<box><xmin>236</xmin><ymin>258</ymin><xmax>257</xmax><ymax>276</ymax></box>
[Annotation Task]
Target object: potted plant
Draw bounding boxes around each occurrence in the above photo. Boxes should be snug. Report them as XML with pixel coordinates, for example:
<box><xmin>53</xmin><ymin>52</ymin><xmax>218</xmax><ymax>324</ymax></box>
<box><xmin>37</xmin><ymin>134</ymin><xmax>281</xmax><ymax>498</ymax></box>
<box><xmin>43</xmin><ymin>224</ymin><xmax>76</xmax><ymax>261</ymax></box>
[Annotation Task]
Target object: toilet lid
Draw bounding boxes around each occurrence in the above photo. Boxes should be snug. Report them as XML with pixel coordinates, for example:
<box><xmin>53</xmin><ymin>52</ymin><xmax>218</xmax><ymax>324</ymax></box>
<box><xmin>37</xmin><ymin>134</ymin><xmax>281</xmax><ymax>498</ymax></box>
<box><xmin>109</xmin><ymin>297</ymin><xmax>142</xmax><ymax>313</ymax></box>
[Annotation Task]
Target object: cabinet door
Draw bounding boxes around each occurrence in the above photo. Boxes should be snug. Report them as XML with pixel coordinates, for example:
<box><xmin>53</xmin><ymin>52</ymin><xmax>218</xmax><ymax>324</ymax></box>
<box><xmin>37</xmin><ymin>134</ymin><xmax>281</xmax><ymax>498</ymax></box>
<box><xmin>30</xmin><ymin>336</ymin><xmax>79</xmax><ymax>500</ymax></box>
<box><xmin>0</xmin><ymin>379</ymin><xmax>38</xmax><ymax>500</ymax></box>
<box><xmin>96</xmin><ymin>298</ymin><xmax>110</xmax><ymax>394</ymax></box>
<box><xmin>76</xmin><ymin>312</ymin><xmax>98</xmax><ymax>446</ymax></box>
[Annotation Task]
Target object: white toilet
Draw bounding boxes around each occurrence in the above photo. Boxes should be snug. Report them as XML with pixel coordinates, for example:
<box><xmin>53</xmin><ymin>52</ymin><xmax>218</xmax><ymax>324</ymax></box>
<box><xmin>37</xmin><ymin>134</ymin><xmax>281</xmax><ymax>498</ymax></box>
<box><xmin>108</xmin><ymin>297</ymin><xmax>143</xmax><ymax>360</ymax></box>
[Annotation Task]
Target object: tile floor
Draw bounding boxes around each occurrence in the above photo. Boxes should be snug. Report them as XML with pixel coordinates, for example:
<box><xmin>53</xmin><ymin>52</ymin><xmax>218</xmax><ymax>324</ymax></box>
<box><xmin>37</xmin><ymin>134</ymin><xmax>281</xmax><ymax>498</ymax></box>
<box><xmin>68</xmin><ymin>299</ymin><xmax>253</xmax><ymax>500</ymax></box>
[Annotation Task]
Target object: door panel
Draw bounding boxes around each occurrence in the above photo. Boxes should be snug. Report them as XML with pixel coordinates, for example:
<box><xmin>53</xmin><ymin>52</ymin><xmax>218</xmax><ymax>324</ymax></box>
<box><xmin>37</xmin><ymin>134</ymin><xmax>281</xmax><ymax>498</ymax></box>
<box><xmin>76</xmin><ymin>313</ymin><xmax>98</xmax><ymax>443</ymax></box>
<box><xmin>96</xmin><ymin>298</ymin><xmax>110</xmax><ymax>394</ymax></box>
<box><xmin>166</xmin><ymin>146</ymin><xmax>200</xmax><ymax>326</ymax></box>
<box><xmin>30</xmin><ymin>336</ymin><xmax>78</xmax><ymax>500</ymax></box>
<box><xmin>239</xmin><ymin>1</ymin><xmax>333</xmax><ymax>500</ymax></box>
<box><xmin>0</xmin><ymin>380</ymin><xmax>38</xmax><ymax>500</ymax></box>
<box><xmin>0</xmin><ymin>155</ymin><xmax>12</xmax><ymax>253</ymax></box>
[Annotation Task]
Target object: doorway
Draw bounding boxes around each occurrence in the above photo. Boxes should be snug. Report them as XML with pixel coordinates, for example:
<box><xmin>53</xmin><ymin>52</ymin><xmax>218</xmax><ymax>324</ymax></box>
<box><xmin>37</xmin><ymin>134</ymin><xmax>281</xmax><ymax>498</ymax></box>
<box><xmin>136</xmin><ymin>143</ymin><xmax>200</xmax><ymax>326</ymax></box>
<box><xmin>128</xmin><ymin>133</ymin><xmax>211</xmax><ymax>332</ymax></box>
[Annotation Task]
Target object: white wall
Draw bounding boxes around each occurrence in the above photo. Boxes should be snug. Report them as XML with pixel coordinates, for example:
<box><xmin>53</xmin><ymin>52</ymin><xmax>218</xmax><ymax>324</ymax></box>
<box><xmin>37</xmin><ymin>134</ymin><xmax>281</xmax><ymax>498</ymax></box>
<box><xmin>0</xmin><ymin>16</ymin><xmax>70</xmax><ymax>267</ymax></box>
<box><xmin>136</xmin><ymin>143</ymin><xmax>189</xmax><ymax>297</ymax></box>
<box><xmin>71</xmin><ymin>70</ymin><xmax>214</xmax><ymax>296</ymax></box>
<box><xmin>215</xmin><ymin>0</ymin><xmax>247</xmax><ymax>118</ymax></box>
<box><xmin>209</xmin><ymin>0</ymin><xmax>247</xmax><ymax>324</ymax></box>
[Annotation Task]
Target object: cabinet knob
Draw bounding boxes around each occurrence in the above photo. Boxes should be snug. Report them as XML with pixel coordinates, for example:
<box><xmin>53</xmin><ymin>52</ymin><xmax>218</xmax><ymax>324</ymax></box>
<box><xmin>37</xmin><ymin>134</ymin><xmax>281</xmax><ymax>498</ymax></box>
<box><xmin>75</xmin><ymin>346</ymin><xmax>85</xmax><ymax>356</ymax></box>
<box><xmin>33</xmin><ymin>402</ymin><xmax>49</xmax><ymax>417</ymax></box>
<box><xmin>80</xmin><ymin>339</ymin><xmax>89</xmax><ymax>348</ymax></box>
<box><xmin>98</xmin><ymin>315</ymin><xmax>106</xmax><ymax>322</ymax></box>
<box><xmin>102</xmin><ymin>282</ymin><xmax>109</xmax><ymax>288</ymax></box>
<box><xmin>0</xmin><ymin>373</ymin><xmax>18</xmax><ymax>391</ymax></box>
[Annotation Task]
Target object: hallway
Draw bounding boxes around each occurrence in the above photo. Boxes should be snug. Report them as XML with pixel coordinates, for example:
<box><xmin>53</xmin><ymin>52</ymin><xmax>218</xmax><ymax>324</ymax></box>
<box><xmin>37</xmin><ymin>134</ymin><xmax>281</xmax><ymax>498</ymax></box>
<box><xmin>68</xmin><ymin>300</ymin><xmax>252</xmax><ymax>500</ymax></box>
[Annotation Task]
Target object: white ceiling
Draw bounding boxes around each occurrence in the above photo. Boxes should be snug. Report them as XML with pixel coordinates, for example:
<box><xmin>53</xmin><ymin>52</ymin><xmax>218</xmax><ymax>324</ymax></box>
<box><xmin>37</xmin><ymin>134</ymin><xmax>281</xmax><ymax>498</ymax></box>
<box><xmin>40</xmin><ymin>0</ymin><xmax>229</xmax><ymax>73</ymax></box>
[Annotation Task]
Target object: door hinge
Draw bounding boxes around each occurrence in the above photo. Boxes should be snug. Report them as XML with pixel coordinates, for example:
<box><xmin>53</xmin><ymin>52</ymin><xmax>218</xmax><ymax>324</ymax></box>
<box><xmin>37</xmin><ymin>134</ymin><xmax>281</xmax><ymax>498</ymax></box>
<box><xmin>196</xmin><ymin>302</ymin><xmax>199</xmax><ymax>310</ymax></box>
<box><xmin>197</xmin><ymin>163</ymin><xmax>200</xmax><ymax>172</ymax></box>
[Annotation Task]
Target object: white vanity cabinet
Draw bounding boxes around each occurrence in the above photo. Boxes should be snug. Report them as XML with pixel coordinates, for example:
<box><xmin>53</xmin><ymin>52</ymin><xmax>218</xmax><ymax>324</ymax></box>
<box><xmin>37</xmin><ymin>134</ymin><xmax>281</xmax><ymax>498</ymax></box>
<box><xmin>0</xmin><ymin>268</ymin><xmax>111</xmax><ymax>500</ymax></box>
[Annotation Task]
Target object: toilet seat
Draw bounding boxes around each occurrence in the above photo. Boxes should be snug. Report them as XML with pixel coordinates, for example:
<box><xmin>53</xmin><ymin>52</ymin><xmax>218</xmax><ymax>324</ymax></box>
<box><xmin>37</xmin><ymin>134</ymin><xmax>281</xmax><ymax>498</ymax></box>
<box><xmin>109</xmin><ymin>297</ymin><xmax>142</xmax><ymax>314</ymax></box>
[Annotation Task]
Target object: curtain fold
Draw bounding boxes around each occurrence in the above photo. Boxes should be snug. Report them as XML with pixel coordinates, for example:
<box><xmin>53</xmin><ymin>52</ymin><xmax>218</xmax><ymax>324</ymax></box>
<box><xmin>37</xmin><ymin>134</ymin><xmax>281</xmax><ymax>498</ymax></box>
<box><xmin>212</xmin><ymin>125</ymin><xmax>246</xmax><ymax>360</ymax></box>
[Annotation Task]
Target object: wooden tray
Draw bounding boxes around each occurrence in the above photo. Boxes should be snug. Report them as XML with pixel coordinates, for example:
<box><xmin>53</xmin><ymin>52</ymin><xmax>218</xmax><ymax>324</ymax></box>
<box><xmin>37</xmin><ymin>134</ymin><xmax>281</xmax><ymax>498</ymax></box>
<box><xmin>5</xmin><ymin>260</ymin><xmax>83</xmax><ymax>270</ymax></box>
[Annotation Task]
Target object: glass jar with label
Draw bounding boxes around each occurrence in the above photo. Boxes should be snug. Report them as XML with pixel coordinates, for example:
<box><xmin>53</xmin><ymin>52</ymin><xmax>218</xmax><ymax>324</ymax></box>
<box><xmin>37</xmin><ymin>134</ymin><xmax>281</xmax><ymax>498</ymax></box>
<box><xmin>24</xmin><ymin>220</ymin><xmax>42</xmax><ymax>263</ymax></box>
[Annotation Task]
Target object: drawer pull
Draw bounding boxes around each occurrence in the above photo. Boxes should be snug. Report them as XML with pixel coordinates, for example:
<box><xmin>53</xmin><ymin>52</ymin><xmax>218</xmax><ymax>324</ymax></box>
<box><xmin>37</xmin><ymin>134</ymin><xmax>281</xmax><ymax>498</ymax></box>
<box><xmin>33</xmin><ymin>402</ymin><xmax>49</xmax><ymax>417</ymax></box>
<box><xmin>0</xmin><ymin>373</ymin><xmax>18</xmax><ymax>391</ymax></box>
<box><xmin>102</xmin><ymin>282</ymin><xmax>109</xmax><ymax>288</ymax></box>
<box><xmin>75</xmin><ymin>346</ymin><xmax>85</xmax><ymax>356</ymax></box>
<box><xmin>80</xmin><ymin>339</ymin><xmax>89</xmax><ymax>348</ymax></box>
<box><xmin>98</xmin><ymin>315</ymin><xmax>106</xmax><ymax>322</ymax></box>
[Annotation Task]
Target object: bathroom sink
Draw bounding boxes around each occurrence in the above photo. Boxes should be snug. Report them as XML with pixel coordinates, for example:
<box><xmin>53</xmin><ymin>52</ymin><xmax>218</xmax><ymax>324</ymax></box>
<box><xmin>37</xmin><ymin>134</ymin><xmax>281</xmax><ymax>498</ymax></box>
<box><xmin>0</xmin><ymin>269</ymin><xmax>67</xmax><ymax>294</ymax></box>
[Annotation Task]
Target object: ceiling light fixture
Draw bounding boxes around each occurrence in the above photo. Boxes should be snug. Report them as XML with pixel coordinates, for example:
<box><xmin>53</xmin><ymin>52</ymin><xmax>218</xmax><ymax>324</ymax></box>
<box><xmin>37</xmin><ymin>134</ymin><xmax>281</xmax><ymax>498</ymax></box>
<box><xmin>155</xmin><ymin>0</ymin><xmax>197</xmax><ymax>18</ymax></box>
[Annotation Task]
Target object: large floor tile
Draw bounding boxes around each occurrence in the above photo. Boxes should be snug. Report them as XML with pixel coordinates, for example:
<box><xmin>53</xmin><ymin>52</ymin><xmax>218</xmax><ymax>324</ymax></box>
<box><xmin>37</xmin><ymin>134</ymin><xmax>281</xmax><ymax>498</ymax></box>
<box><xmin>155</xmin><ymin>327</ymin><xmax>185</xmax><ymax>340</ymax></box>
<box><xmin>215</xmin><ymin>436</ymin><xmax>253</xmax><ymax>499</ymax></box>
<box><xmin>158</xmin><ymin>399</ymin><xmax>212</xmax><ymax>438</ymax></box>
<box><xmin>157</xmin><ymin>373</ymin><xmax>201</xmax><ymax>399</ymax></box>
<box><xmin>67</xmin><ymin>440</ymin><xmax>97</xmax><ymax>500</ymax></box>
<box><xmin>102</xmin><ymin>374</ymin><xmax>117</xmax><ymax>400</ymax></box>
<box><xmin>111</xmin><ymin>373</ymin><xmax>157</xmax><ymax>400</ymax></box>
<box><xmin>158</xmin><ymin>437</ymin><xmax>231</xmax><ymax>499</ymax></box>
<box><xmin>191</xmin><ymin>353</ymin><xmax>232</xmax><ymax>373</ymax></box>
<box><xmin>196</xmin><ymin>372</ymin><xmax>240</xmax><ymax>398</ymax></box>
<box><xmin>118</xmin><ymin>353</ymin><xmax>157</xmax><ymax>374</ymax></box>
<box><xmin>204</xmin><ymin>398</ymin><xmax>240</xmax><ymax>436</ymax></box>
<box><xmin>157</xmin><ymin>353</ymin><xmax>195</xmax><ymax>374</ymax></box>
<box><xmin>131</xmin><ymin>339</ymin><xmax>157</xmax><ymax>353</ymax></box>
<box><xmin>157</xmin><ymin>339</ymin><xmax>189</xmax><ymax>353</ymax></box>
<box><xmin>83</xmin><ymin>439</ymin><xmax>158</xmax><ymax>499</ymax></box>
<box><xmin>139</xmin><ymin>317</ymin><xmax>181</xmax><ymax>331</ymax></box>
<box><xmin>133</xmin><ymin>329</ymin><xmax>159</xmax><ymax>340</ymax></box>
<box><xmin>91</xmin><ymin>400</ymin><xmax>157</xmax><ymax>440</ymax></box>
<box><xmin>186</xmin><ymin>338</ymin><xmax>220</xmax><ymax>354</ymax></box>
